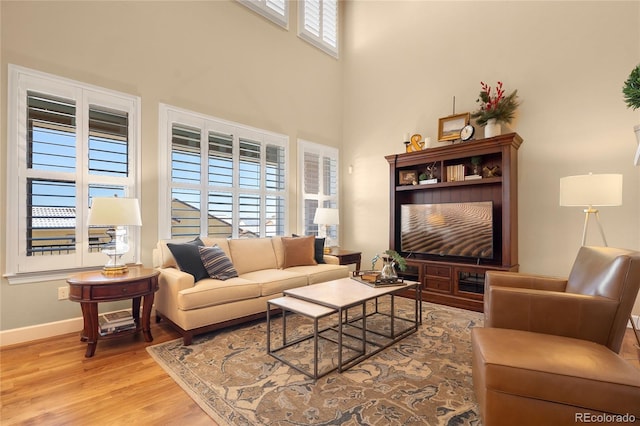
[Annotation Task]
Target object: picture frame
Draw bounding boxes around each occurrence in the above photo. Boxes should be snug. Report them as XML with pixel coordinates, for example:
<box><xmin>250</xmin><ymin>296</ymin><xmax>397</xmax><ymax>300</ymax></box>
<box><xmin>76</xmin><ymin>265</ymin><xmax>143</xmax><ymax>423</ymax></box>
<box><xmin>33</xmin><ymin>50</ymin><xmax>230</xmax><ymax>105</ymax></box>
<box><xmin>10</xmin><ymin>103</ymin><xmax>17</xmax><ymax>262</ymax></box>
<box><xmin>438</xmin><ymin>113</ymin><xmax>470</xmax><ymax>141</ymax></box>
<box><xmin>399</xmin><ymin>170</ymin><xmax>417</xmax><ymax>185</ymax></box>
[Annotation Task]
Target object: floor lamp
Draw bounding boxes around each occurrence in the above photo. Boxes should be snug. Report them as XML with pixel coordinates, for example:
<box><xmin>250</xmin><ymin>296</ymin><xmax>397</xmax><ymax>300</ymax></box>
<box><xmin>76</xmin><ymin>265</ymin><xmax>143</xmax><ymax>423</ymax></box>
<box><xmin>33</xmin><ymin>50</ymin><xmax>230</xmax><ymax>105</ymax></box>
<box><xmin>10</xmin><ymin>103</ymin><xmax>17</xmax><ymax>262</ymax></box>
<box><xmin>559</xmin><ymin>173</ymin><xmax>623</xmax><ymax>246</ymax></box>
<box><xmin>559</xmin><ymin>173</ymin><xmax>639</xmax><ymax>346</ymax></box>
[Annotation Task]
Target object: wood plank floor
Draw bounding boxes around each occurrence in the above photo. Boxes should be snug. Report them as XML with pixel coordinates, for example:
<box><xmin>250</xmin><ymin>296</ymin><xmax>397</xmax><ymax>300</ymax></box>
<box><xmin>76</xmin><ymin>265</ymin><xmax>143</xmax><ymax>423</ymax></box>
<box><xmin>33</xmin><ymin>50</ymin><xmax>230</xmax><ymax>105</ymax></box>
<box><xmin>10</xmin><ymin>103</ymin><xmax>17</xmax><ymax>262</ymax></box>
<box><xmin>1</xmin><ymin>320</ymin><xmax>639</xmax><ymax>425</ymax></box>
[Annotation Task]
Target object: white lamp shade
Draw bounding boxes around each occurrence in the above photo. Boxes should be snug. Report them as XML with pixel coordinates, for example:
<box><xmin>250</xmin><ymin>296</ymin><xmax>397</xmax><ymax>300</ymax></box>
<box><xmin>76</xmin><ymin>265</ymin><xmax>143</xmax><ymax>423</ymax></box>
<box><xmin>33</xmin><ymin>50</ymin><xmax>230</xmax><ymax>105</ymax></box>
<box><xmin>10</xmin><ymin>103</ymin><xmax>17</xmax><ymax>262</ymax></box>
<box><xmin>559</xmin><ymin>174</ymin><xmax>623</xmax><ymax>207</ymax></box>
<box><xmin>87</xmin><ymin>197</ymin><xmax>142</xmax><ymax>226</ymax></box>
<box><xmin>313</xmin><ymin>208</ymin><xmax>339</xmax><ymax>225</ymax></box>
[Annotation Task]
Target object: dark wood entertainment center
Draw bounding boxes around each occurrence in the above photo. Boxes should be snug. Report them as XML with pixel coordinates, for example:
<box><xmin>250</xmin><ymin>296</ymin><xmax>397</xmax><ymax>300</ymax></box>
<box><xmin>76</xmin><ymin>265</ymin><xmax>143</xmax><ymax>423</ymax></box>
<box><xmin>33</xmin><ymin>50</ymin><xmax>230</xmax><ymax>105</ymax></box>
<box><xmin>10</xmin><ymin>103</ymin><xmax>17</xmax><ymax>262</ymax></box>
<box><xmin>385</xmin><ymin>133</ymin><xmax>522</xmax><ymax>311</ymax></box>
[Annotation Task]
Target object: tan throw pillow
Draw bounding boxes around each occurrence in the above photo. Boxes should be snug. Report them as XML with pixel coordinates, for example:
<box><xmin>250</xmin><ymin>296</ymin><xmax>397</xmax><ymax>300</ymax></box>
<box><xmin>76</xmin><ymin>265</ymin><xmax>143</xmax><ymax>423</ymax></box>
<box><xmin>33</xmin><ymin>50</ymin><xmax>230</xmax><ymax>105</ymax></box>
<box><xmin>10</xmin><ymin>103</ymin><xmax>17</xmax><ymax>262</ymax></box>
<box><xmin>282</xmin><ymin>235</ymin><xmax>317</xmax><ymax>268</ymax></box>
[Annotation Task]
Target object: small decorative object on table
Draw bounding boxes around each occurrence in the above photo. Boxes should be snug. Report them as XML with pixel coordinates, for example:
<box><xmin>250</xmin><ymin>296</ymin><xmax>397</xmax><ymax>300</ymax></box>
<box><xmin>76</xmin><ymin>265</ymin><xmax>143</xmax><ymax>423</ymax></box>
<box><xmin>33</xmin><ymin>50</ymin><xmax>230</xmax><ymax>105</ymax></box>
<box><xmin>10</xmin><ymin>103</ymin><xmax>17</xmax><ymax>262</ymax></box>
<box><xmin>471</xmin><ymin>81</ymin><xmax>520</xmax><ymax>138</ymax></box>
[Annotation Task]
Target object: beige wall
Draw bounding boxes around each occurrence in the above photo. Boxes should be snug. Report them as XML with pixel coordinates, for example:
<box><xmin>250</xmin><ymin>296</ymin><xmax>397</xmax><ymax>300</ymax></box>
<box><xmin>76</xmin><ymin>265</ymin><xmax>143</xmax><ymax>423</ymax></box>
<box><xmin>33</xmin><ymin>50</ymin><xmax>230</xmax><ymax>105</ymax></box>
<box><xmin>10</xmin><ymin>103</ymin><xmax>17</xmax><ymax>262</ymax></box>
<box><xmin>0</xmin><ymin>1</ymin><xmax>342</xmax><ymax>330</ymax></box>
<box><xmin>341</xmin><ymin>2</ymin><xmax>640</xmax><ymax>310</ymax></box>
<box><xmin>2</xmin><ymin>1</ymin><xmax>640</xmax><ymax>332</ymax></box>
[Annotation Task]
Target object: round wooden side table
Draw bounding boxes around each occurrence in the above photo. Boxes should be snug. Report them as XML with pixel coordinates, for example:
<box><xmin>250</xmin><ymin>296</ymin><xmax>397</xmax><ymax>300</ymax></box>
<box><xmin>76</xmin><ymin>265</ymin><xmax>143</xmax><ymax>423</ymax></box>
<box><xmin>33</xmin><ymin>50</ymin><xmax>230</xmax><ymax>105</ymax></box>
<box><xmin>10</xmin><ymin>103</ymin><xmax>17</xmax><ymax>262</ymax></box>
<box><xmin>67</xmin><ymin>266</ymin><xmax>159</xmax><ymax>358</ymax></box>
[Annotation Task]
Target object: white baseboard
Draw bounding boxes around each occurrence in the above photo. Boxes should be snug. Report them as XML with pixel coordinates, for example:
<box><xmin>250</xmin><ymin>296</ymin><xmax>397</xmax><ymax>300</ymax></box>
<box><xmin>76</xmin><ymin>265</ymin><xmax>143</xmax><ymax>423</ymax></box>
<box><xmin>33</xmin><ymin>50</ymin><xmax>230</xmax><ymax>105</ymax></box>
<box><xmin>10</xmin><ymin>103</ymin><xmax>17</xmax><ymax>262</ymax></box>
<box><xmin>0</xmin><ymin>316</ymin><xmax>84</xmax><ymax>347</ymax></box>
<box><xmin>2</xmin><ymin>311</ymin><xmax>638</xmax><ymax>348</ymax></box>
<box><xmin>0</xmin><ymin>307</ymin><xmax>157</xmax><ymax>348</ymax></box>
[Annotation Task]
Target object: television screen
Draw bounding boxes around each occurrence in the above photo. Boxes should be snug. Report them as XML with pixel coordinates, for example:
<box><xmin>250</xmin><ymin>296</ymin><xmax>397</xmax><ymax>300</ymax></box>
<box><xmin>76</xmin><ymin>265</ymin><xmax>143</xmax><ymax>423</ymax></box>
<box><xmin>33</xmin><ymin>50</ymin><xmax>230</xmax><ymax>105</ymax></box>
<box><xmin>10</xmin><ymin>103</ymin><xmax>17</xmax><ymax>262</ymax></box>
<box><xmin>400</xmin><ymin>201</ymin><xmax>494</xmax><ymax>259</ymax></box>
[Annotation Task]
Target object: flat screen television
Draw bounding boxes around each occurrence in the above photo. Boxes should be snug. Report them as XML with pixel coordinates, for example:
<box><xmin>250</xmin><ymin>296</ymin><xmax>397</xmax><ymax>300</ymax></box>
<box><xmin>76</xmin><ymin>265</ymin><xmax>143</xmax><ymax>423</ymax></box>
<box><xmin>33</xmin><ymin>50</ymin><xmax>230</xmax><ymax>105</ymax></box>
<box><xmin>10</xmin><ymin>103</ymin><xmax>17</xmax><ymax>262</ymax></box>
<box><xmin>400</xmin><ymin>201</ymin><xmax>494</xmax><ymax>260</ymax></box>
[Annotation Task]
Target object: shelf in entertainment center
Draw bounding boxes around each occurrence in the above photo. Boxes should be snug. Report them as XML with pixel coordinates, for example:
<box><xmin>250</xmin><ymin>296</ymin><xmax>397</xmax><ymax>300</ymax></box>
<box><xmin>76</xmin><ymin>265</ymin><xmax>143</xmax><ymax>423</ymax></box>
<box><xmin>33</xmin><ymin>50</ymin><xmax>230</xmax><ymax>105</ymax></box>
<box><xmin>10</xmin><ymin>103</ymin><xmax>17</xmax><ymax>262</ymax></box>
<box><xmin>386</xmin><ymin>133</ymin><xmax>523</xmax><ymax>312</ymax></box>
<box><xmin>395</xmin><ymin>176</ymin><xmax>502</xmax><ymax>191</ymax></box>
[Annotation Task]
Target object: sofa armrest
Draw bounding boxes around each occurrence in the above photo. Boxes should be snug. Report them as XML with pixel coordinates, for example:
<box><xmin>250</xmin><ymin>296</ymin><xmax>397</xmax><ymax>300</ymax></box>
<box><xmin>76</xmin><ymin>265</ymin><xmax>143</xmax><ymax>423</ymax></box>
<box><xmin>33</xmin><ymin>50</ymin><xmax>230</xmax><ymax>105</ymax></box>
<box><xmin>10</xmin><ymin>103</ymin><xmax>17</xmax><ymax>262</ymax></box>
<box><xmin>323</xmin><ymin>255</ymin><xmax>340</xmax><ymax>265</ymax></box>
<box><xmin>487</xmin><ymin>286</ymin><xmax>619</xmax><ymax>346</ymax></box>
<box><xmin>155</xmin><ymin>267</ymin><xmax>195</xmax><ymax>319</ymax></box>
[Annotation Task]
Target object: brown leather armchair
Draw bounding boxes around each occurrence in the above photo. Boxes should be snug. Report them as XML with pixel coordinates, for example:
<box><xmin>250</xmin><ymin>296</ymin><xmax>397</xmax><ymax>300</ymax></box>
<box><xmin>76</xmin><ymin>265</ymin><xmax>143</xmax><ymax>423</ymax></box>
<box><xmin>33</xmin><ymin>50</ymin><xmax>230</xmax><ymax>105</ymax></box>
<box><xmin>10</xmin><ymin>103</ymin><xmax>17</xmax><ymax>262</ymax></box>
<box><xmin>484</xmin><ymin>246</ymin><xmax>640</xmax><ymax>353</ymax></box>
<box><xmin>472</xmin><ymin>246</ymin><xmax>640</xmax><ymax>425</ymax></box>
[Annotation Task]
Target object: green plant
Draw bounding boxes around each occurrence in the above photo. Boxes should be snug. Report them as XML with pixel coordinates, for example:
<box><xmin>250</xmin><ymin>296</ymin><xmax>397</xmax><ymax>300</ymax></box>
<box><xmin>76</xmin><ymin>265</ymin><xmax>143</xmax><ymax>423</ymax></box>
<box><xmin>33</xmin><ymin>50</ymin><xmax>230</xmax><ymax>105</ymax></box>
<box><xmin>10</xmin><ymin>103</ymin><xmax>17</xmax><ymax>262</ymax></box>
<box><xmin>384</xmin><ymin>249</ymin><xmax>407</xmax><ymax>272</ymax></box>
<box><xmin>471</xmin><ymin>156</ymin><xmax>482</xmax><ymax>166</ymax></box>
<box><xmin>471</xmin><ymin>81</ymin><xmax>520</xmax><ymax>126</ymax></box>
<box><xmin>623</xmin><ymin>64</ymin><xmax>640</xmax><ymax>110</ymax></box>
<box><xmin>371</xmin><ymin>249</ymin><xmax>407</xmax><ymax>272</ymax></box>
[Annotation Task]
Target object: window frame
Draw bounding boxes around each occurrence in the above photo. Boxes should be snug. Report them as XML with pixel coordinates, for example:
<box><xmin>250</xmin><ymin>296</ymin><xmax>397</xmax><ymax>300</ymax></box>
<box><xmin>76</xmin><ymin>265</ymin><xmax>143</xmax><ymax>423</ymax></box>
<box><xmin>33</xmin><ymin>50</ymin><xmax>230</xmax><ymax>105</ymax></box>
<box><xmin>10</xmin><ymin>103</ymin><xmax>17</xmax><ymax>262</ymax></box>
<box><xmin>158</xmin><ymin>104</ymin><xmax>289</xmax><ymax>240</ymax></box>
<box><xmin>237</xmin><ymin>0</ymin><xmax>289</xmax><ymax>29</ymax></box>
<box><xmin>298</xmin><ymin>0</ymin><xmax>339</xmax><ymax>58</ymax></box>
<box><xmin>6</xmin><ymin>65</ymin><xmax>141</xmax><ymax>283</ymax></box>
<box><xmin>298</xmin><ymin>139</ymin><xmax>339</xmax><ymax>241</ymax></box>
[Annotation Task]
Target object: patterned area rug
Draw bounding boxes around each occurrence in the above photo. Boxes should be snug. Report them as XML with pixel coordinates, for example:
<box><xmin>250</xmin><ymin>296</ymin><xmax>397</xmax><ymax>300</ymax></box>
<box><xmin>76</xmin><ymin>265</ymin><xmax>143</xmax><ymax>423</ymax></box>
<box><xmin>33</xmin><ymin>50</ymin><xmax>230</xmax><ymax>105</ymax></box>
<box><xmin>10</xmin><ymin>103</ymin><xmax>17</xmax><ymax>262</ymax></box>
<box><xmin>147</xmin><ymin>299</ymin><xmax>483</xmax><ymax>425</ymax></box>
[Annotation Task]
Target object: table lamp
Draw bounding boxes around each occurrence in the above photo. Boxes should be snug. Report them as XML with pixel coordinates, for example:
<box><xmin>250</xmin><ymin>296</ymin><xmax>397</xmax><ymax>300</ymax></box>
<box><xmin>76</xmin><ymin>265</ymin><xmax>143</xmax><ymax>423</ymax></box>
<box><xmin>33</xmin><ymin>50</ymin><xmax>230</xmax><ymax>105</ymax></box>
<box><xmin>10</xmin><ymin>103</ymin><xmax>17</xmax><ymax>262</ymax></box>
<box><xmin>87</xmin><ymin>196</ymin><xmax>142</xmax><ymax>275</ymax></box>
<box><xmin>313</xmin><ymin>208</ymin><xmax>339</xmax><ymax>251</ymax></box>
<box><xmin>559</xmin><ymin>173</ymin><xmax>623</xmax><ymax>246</ymax></box>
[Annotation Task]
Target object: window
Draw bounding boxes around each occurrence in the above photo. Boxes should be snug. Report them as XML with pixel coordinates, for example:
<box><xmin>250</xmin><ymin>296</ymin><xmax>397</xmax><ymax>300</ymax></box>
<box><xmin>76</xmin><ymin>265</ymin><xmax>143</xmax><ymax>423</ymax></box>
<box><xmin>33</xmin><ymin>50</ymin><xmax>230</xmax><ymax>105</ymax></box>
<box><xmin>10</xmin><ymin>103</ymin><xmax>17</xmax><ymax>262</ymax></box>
<box><xmin>237</xmin><ymin>0</ymin><xmax>288</xmax><ymax>29</ymax></box>
<box><xmin>298</xmin><ymin>140</ymin><xmax>339</xmax><ymax>241</ymax></box>
<box><xmin>6</xmin><ymin>65</ymin><xmax>140</xmax><ymax>280</ymax></box>
<box><xmin>159</xmin><ymin>104</ymin><xmax>288</xmax><ymax>240</ymax></box>
<box><xmin>298</xmin><ymin>0</ymin><xmax>338</xmax><ymax>58</ymax></box>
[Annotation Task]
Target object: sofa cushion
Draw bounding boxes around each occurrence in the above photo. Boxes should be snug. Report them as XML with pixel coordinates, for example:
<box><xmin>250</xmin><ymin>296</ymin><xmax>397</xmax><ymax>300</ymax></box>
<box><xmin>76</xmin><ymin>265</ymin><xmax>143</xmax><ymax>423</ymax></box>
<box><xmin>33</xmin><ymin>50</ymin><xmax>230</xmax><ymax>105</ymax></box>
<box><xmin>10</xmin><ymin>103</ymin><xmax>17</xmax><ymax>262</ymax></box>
<box><xmin>285</xmin><ymin>263</ymin><xmax>350</xmax><ymax>284</ymax></box>
<box><xmin>166</xmin><ymin>238</ymin><xmax>209</xmax><ymax>282</ymax></box>
<box><xmin>228</xmin><ymin>238</ymin><xmax>278</xmax><ymax>275</ymax></box>
<box><xmin>177</xmin><ymin>277</ymin><xmax>261</xmax><ymax>310</ymax></box>
<box><xmin>200</xmin><ymin>237</ymin><xmax>231</xmax><ymax>257</ymax></box>
<box><xmin>199</xmin><ymin>245</ymin><xmax>238</xmax><ymax>280</ymax></box>
<box><xmin>282</xmin><ymin>236</ymin><xmax>317</xmax><ymax>268</ymax></box>
<box><xmin>240</xmin><ymin>269</ymin><xmax>309</xmax><ymax>296</ymax></box>
<box><xmin>472</xmin><ymin>327</ymin><xmax>640</xmax><ymax>417</ymax></box>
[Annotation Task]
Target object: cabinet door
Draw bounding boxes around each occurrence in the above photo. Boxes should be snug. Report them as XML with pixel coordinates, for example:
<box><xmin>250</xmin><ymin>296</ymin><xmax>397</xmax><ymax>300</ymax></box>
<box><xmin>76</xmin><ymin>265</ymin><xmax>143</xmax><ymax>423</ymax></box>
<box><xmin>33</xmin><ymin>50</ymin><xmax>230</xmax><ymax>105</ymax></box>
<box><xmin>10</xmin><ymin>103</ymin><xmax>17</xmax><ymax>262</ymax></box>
<box><xmin>453</xmin><ymin>267</ymin><xmax>486</xmax><ymax>300</ymax></box>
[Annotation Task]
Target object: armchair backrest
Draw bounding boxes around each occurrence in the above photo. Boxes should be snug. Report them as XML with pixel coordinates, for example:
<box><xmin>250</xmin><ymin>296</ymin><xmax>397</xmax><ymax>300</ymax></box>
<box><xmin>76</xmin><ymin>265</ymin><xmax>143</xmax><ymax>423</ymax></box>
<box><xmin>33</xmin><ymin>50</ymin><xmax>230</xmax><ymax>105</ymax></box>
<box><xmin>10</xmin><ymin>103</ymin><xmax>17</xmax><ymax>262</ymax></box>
<box><xmin>566</xmin><ymin>246</ymin><xmax>640</xmax><ymax>352</ymax></box>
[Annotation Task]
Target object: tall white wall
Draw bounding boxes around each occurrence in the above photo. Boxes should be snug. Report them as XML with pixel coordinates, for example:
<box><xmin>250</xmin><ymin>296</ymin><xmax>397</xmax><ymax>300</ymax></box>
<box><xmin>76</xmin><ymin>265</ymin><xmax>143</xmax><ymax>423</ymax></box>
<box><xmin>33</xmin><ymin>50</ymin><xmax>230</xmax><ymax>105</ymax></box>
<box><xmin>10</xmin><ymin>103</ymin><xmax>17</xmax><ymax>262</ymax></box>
<box><xmin>341</xmin><ymin>1</ymin><xmax>640</xmax><ymax>311</ymax></box>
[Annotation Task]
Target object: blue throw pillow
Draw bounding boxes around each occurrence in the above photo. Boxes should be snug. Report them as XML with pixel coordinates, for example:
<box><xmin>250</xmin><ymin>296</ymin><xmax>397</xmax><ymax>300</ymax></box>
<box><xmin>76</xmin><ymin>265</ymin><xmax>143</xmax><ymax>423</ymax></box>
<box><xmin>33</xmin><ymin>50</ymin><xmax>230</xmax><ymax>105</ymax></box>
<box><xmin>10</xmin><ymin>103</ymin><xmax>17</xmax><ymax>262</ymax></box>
<box><xmin>166</xmin><ymin>238</ymin><xmax>209</xmax><ymax>282</ymax></box>
<box><xmin>199</xmin><ymin>245</ymin><xmax>238</xmax><ymax>280</ymax></box>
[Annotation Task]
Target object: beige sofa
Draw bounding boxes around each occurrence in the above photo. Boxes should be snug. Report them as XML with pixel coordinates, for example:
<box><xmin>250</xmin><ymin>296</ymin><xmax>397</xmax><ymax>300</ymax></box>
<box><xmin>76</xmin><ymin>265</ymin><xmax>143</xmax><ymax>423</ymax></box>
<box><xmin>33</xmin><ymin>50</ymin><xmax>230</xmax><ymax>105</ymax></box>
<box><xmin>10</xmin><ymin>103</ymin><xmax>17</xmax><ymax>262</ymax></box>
<box><xmin>152</xmin><ymin>236</ymin><xmax>350</xmax><ymax>345</ymax></box>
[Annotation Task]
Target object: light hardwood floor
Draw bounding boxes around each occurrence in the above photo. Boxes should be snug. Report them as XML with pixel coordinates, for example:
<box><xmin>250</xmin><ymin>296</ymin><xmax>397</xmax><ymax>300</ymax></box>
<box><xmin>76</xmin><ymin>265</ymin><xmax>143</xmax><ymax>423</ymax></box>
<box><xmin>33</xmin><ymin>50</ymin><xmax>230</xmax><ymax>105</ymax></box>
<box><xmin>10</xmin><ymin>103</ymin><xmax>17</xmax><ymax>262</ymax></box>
<box><xmin>1</xmin><ymin>319</ymin><xmax>639</xmax><ymax>425</ymax></box>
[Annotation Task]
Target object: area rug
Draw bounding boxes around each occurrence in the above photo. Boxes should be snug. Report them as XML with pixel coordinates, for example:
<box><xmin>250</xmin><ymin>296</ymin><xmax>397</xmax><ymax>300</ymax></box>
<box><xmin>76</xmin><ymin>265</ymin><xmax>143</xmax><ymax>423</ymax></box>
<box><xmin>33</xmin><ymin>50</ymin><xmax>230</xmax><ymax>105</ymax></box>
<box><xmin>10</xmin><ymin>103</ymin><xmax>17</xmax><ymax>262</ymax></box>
<box><xmin>147</xmin><ymin>300</ymin><xmax>483</xmax><ymax>425</ymax></box>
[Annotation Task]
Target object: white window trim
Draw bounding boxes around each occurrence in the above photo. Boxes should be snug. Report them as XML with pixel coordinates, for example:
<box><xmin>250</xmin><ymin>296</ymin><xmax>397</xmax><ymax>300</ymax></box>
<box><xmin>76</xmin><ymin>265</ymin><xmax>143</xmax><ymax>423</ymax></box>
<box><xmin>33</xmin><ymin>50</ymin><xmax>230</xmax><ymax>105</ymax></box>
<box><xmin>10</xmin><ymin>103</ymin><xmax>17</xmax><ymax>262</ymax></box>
<box><xmin>298</xmin><ymin>139</ymin><xmax>339</xmax><ymax>238</ymax></box>
<box><xmin>5</xmin><ymin>65</ymin><xmax>141</xmax><ymax>283</ymax></box>
<box><xmin>298</xmin><ymin>0</ymin><xmax>339</xmax><ymax>59</ymax></box>
<box><xmin>237</xmin><ymin>0</ymin><xmax>289</xmax><ymax>29</ymax></box>
<box><xmin>158</xmin><ymin>103</ymin><xmax>289</xmax><ymax>240</ymax></box>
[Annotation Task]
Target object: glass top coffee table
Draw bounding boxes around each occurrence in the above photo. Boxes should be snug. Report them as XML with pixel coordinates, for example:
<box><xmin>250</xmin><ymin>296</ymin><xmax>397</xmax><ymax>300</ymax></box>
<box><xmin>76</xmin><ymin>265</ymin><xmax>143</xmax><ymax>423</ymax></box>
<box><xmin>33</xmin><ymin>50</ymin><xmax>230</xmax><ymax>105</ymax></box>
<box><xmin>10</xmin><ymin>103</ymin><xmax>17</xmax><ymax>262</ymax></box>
<box><xmin>267</xmin><ymin>277</ymin><xmax>421</xmax><ymax>379</ymax></box>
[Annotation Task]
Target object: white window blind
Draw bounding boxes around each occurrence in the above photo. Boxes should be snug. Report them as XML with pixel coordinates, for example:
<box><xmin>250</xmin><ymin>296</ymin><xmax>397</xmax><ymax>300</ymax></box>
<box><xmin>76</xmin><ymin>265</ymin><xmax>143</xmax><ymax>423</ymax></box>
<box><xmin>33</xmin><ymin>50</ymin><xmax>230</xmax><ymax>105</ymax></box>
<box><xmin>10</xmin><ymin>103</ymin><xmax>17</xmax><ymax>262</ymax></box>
<box><xmin>160</xmin><ymin>104</ymin><xmax>288</xmax><ymax>240</ymax></box>
<box><xmin>7</xmin><ymin>65</ymin><xmax>140</xmax><ymax>280</ymax></box>
<box><xmin>299</xmin><ymin>0</ymin><xmax>338</xmax><ymax>58</ymax></box>
<box><xmin>298</xmin><ymin>140</ymin><xmax>339</xmax><ymax>239</ymax></box>
<box><xmin>237</xmin><ymin>0</ymin><xmax>289</xmax><ymax>29</ymax></box>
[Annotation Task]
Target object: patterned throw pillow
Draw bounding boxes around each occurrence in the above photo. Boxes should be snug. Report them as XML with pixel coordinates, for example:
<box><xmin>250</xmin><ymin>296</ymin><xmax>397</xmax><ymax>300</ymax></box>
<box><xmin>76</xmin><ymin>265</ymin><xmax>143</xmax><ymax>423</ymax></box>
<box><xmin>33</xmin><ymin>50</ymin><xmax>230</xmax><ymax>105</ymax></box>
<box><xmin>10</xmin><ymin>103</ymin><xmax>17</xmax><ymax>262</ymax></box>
<box><xmin>198</xmin><ymin>245</ymin><xmax>238</xmax><ymax>280</ymax></box>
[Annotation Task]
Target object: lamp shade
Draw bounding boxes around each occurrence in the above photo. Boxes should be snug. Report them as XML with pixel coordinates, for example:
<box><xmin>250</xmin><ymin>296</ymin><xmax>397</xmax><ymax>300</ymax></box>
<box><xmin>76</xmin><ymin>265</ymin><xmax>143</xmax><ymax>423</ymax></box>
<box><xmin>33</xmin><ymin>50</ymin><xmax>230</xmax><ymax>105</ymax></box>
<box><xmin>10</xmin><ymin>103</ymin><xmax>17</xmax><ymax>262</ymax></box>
<box><xmin>313</xmin><ymin>208</ymin><xmax>339</xmax><ymax>225</ymax></box>
<box><xmin>87</xmin><ymin>197</ymin><xmax>142</xmax><ymax>226</ymax></box>
<box><xmin>559</xmin><ymin>174</ymin><xmax>623</xmax><ymax>207</ymax></box>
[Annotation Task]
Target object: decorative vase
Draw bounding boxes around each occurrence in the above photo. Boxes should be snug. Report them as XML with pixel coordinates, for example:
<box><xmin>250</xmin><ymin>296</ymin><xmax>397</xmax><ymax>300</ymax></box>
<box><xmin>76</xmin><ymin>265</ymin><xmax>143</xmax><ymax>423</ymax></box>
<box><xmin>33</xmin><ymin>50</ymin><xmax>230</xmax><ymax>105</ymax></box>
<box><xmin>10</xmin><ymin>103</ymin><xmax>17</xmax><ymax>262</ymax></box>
<box><xmin>380</xmin><ymin>256</ymin><xmax>398</xmax><ymax>282</ymax></box>
<box><xmin>484</xmin><ymin>118</ymin><xmax>501</xmax><ymax>138</ymax></box>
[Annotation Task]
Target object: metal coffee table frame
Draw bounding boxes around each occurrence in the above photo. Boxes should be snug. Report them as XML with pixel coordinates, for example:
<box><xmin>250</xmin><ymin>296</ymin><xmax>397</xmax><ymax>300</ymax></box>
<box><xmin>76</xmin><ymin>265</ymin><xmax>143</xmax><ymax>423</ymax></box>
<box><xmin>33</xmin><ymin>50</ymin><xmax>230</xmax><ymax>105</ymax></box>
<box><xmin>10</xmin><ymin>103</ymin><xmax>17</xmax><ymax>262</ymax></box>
<box><xmin>267</xmin><ymin>278</ymin><xmax>421</xmax><ymax>379</ymax></box>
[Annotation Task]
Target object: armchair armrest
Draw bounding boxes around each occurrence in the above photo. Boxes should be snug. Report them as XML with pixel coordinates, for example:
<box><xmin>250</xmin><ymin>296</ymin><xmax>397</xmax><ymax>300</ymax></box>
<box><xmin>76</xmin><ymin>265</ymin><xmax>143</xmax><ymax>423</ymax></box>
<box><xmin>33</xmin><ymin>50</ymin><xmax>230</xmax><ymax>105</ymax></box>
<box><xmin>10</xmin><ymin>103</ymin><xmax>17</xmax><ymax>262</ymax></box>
<box><xmin>487</xmin><ymin>286</ymin><xmax>618</xmax><ymax>346</ymax></box>
<box><xmin>486</xmin><ymin>271</ymin><xmax>568</xmax><ymax>291</ymax></box>
<box><xmin>484</xmin><ymin>271</ymin><xmax>567</xmax><ymax>319</ymax></box>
